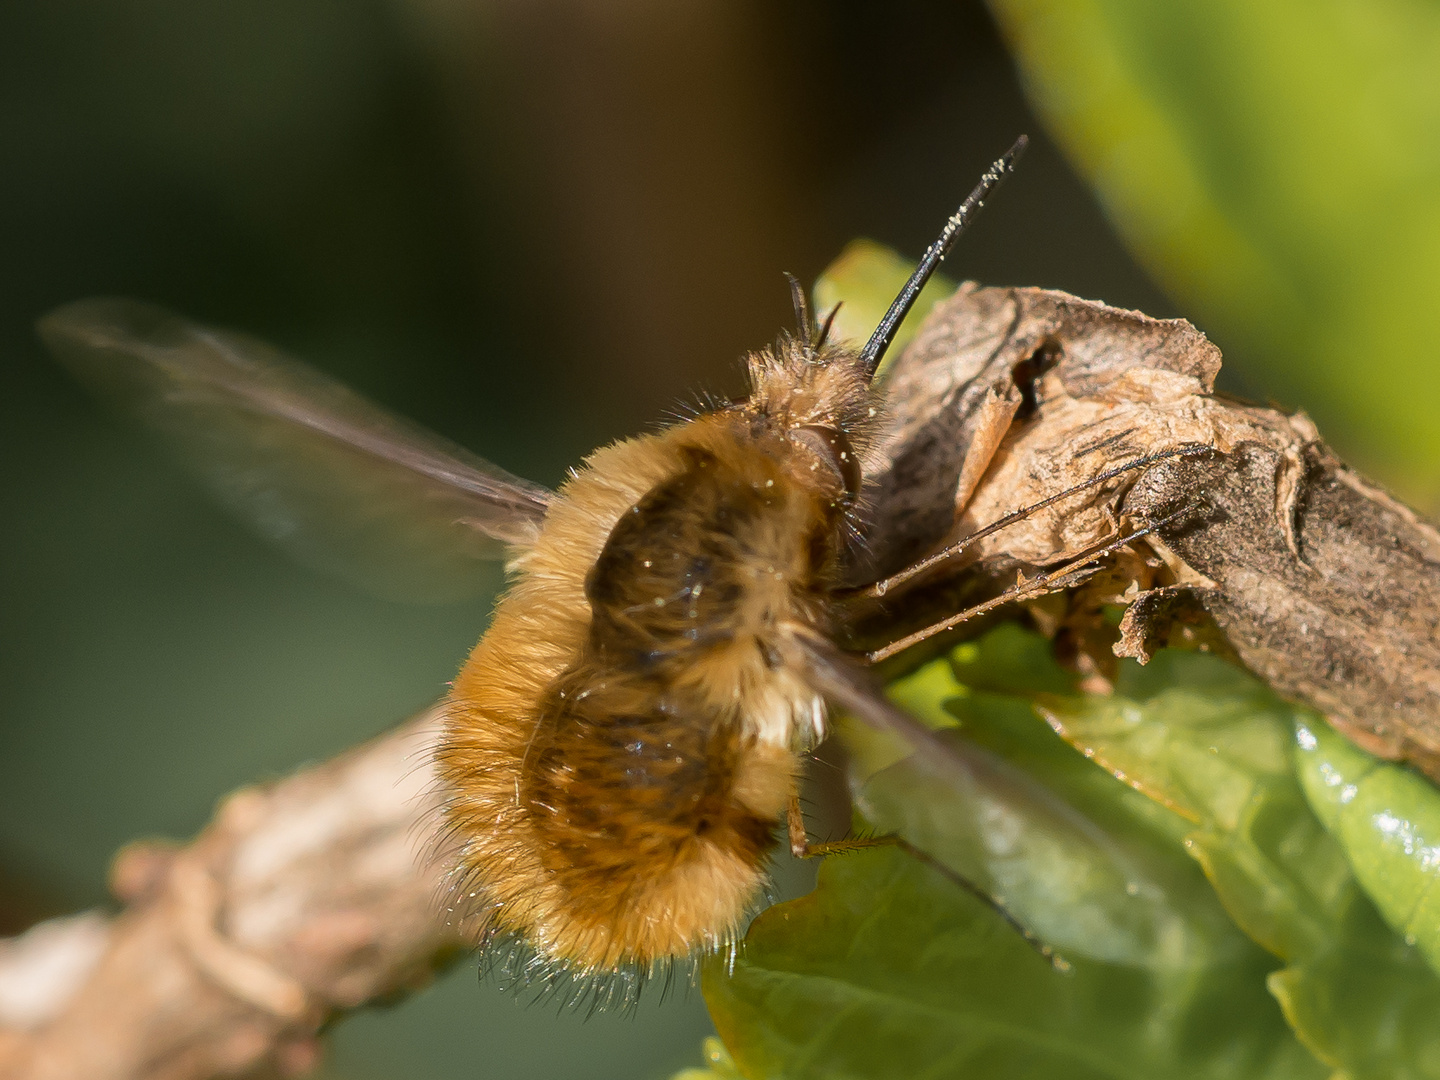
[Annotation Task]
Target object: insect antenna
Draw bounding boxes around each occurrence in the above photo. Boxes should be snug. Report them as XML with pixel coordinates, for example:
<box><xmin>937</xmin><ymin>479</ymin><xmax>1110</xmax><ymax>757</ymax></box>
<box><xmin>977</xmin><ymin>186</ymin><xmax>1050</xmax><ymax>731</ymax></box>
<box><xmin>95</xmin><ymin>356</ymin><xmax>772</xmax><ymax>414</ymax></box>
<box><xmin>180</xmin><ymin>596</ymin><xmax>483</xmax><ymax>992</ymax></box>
<box><xmin>784</xmin><ymin>271</ymin><xmax>816</xmax><ymax>348</ymax></box>
<box><xmin>858</xmin><ymin>135</ymin><xmax>1028</xmax><ymax>380</ymax></box>
<box><xmin>814</xmin><ymin>302</ymin><xmax>843</xmax><ymax>351</ymax></box>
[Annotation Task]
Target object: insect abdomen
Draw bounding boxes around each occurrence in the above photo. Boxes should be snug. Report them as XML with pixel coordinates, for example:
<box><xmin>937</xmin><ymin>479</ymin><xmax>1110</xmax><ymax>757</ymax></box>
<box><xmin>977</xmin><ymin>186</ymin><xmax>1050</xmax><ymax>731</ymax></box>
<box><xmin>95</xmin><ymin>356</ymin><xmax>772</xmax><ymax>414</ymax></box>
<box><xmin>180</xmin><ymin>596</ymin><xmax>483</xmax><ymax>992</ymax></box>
<box><xmin>520</xmin><ymin>664</ymin><xmax>785</xmax><ymax>965</ymax></box>
<box><xmin>584</xmin><ymin>440</ymin><xmax>835</xmax><ymax>732</ymax></box>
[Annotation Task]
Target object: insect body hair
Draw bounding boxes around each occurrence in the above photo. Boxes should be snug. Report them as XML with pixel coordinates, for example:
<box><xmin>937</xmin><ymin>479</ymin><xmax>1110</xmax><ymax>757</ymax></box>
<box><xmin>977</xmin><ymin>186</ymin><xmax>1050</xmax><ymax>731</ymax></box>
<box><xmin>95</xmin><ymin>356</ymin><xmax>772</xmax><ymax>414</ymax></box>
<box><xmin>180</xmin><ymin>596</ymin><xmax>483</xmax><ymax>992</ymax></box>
<box><xmin>744</xmin><ymin>337</ymin><xmax>876</xmax><ymax>443</ymax></box>
<box><xmin>436</xmin><ymin>337</ymin><xmax>881</xmax><ymax>980</ymax></box>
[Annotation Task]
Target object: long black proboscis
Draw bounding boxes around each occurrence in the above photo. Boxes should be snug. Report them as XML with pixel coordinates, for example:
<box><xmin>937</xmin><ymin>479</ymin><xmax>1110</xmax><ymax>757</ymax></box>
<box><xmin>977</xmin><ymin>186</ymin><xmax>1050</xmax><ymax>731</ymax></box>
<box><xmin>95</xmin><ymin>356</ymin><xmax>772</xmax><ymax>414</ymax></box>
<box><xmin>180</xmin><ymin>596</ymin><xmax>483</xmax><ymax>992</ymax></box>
<box><xmin>857</xmin><ymin>135</ymin><xmax>1028</xmax><ymax>380</ymax></box>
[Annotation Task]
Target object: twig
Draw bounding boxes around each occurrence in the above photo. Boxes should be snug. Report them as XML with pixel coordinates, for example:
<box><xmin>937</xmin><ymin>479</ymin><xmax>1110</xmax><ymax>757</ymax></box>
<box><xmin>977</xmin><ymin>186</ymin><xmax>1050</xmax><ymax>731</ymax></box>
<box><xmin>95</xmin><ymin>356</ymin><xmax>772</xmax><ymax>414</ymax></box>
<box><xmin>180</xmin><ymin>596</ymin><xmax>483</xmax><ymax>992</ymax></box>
<box><xmin>864</xmin><ymin>283</ymin><xmax>1440</xmax><ymax>778</ymax></box>
<box><xmin>0</xmin><ymin>710</ymin><xmax>460</xmax><ymax>1080</ymax></box>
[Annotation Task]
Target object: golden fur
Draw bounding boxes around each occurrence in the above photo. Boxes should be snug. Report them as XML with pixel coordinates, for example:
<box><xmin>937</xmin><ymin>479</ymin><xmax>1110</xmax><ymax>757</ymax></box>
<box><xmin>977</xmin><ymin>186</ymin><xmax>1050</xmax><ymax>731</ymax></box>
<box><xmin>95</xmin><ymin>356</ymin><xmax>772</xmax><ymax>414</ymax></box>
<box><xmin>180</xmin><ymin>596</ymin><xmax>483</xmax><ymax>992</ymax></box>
<box><xmin>436</xmin><ymin>339</ymin><xmax>877</xmax><ymax>973</ymax></box>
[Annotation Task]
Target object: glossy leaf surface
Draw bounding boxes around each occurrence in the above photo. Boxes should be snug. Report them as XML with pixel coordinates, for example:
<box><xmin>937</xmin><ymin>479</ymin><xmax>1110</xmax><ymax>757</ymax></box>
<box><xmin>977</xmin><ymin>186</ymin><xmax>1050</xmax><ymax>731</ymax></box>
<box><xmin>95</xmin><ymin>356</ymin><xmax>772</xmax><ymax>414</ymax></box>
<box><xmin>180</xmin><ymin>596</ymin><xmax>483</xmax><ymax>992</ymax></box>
<box><xmin>1294</xmin><ymin>717</ymin><xmax>1440</xmax><ymax>977</ymax></box>
<box><xmin>1038</xmin><ymin>641</ymin><xmax>1440</xmax><ymax>1079</ymax></box>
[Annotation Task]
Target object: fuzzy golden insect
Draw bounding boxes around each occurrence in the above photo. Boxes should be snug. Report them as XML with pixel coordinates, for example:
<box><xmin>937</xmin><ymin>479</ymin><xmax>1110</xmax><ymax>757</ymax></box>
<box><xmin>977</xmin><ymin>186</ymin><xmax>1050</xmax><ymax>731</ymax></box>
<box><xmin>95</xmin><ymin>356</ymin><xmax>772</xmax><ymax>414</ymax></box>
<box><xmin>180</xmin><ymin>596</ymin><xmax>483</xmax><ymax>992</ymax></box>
<box><xmin>43</xmin><ymin>139</ymin><xmax>1121</xmax><ymax>982</ymax></box>
<box><xmin>438</xmin><ymin>332</ymin><xmax>878</xmax><ymax>971</ymax></box>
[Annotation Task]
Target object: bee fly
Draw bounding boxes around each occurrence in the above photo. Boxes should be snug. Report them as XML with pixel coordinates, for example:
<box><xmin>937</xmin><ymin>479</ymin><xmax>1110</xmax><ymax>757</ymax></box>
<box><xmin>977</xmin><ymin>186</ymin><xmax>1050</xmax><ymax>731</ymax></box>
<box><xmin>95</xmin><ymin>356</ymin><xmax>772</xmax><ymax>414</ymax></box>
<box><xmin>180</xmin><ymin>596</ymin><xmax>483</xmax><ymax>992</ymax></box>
<box><xmin>40</xmin><ymin>136</ymin><xmax>1190</xmax><ymax>988</ymax></box>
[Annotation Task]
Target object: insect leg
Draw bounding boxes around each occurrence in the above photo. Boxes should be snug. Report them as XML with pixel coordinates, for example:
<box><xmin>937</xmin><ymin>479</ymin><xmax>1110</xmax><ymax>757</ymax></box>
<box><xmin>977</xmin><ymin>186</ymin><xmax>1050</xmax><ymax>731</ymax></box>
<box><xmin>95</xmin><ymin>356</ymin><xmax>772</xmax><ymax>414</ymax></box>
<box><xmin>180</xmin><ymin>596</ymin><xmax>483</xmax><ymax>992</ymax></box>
<box><xmin>859</xmin><ymin>446</ymin><xmax>1209</xmax><ymax>604</ymax></box>
<box><xmin>787</xmin><ymin>789</ymin><xmax>1063</xmax><ymax>966</ymax></box>
<box><xmin>785</xmin><ymin>788</ymin><xmax>894</xmax><ymax>860</ymax></box>
<box><xmin>782</xmin><ymin>631</ymin><xmax>1073</xmax><ymax>971</ymax></box>
<box><xmin>865</xmin><ymin>501</ymin><xmax>1198</xmax><ymax>664</ymax></box>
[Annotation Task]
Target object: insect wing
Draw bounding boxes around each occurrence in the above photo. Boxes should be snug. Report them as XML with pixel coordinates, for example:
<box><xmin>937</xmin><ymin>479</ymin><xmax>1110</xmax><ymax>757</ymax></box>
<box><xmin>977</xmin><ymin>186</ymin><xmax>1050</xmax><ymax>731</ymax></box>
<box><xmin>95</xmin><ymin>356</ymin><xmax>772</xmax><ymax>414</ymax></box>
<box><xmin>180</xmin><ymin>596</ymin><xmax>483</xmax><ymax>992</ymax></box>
<box><xmin>788</xmin><ymin>631</ymin><xmax>1125</xmax><ymax>857</ymax></box>
<box><xmin>39</xmin><ymin>298</ymin><xmax>554</xmax><ymax>603</ymax></box>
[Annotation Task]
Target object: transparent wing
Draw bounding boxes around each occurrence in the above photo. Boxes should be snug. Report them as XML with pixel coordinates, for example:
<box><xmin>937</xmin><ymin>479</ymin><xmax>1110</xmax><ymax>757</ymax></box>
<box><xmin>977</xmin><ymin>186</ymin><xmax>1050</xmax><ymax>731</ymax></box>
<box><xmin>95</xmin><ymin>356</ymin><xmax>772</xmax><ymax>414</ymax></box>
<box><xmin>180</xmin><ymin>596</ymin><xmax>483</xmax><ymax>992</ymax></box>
<box><xmin>786</xmin><ymin>630</ymin><xmax>1123</xmax><ymax>855</ymax></box>
<box><xmin>39</xmin><ymin>298</ymin><xmax>555</xmax><ymax>603</ymax></box>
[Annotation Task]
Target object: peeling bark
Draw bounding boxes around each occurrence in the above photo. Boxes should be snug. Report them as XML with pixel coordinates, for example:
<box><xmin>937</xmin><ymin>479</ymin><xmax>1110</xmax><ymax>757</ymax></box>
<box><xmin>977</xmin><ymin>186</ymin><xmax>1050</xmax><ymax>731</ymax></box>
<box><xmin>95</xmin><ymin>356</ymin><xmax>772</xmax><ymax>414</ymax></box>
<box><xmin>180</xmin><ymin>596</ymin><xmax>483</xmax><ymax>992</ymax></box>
<box><xmin>872</xmin><ymin>284</ymin><xmax>1440</xmax><ymax>780</ymax></box>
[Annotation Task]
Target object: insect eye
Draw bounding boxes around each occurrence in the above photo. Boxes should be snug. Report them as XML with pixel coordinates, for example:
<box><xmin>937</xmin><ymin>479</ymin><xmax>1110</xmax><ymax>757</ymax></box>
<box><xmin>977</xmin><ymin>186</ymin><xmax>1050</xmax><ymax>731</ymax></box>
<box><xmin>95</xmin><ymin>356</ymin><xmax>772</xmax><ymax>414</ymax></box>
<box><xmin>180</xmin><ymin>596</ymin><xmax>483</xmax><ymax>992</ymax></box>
<box><xmin>791</xmin><ymin>424</ymin><xmax>861</xmax><ymax>501</ymax></box>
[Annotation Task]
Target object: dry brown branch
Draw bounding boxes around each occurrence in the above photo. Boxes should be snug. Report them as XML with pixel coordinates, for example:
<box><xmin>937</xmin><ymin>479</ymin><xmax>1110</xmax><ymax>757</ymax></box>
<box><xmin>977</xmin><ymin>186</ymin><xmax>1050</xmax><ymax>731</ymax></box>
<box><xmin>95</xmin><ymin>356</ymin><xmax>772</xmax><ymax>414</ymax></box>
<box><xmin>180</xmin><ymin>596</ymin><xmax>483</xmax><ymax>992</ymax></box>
<box><xmin>0</xmin><ymin>710</ymin><xmax>460</xmax><ymax>1080</ymax></box>
<box><xmin>869</xmin><ymin>283</ymin><xmax>1440</xmax><ymax>778</ymax></box>
<box><xmin>5</xmin><ymin>284</ymin><xmax>1440</xmax><ymax>1079</ymax></box>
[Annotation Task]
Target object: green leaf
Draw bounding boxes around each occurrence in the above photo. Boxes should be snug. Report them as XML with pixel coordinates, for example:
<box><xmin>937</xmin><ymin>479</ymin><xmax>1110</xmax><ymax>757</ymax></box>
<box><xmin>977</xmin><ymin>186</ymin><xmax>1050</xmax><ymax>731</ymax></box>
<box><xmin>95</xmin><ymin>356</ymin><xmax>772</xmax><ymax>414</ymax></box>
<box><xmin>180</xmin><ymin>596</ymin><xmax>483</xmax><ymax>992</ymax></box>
<box><xmin>987</xmin><ymin>0</ymin><xmax>1440</xmax><ymax>504</ymax></box>
<box><xmin>1270</xmin><ymin>939</ymin><xmax>1440</xmax><ymax>1080</ymax></box>
<box><xmin>704</xmin><ymin>627</ymin><xmax>1324</xmax><ymax>1080</ymax></box>
<box><xmin>671</xmin><ymin>1037</ymin><xmax>747</xmax><ymax>1080</ymax></box>
<box><xmin>1039</xmin><ymin>643</ymin><xmax>1440</xmax><ymax>1079</ymax></box>
<box><xmin>1294</xmin><ymin>718</ymin><xmax>1440</xmax><ymax>978</ymax></box>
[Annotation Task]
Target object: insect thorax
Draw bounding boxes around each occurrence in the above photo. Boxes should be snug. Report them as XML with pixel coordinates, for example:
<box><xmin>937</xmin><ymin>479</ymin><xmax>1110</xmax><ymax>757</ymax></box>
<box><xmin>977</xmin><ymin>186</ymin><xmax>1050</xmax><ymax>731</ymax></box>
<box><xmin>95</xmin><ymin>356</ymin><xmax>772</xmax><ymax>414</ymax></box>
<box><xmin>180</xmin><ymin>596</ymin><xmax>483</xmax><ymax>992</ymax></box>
<box><xmin>588</xmin><ymin>434</ymin><xmax>841</xmax><ymax>735</ymax></box>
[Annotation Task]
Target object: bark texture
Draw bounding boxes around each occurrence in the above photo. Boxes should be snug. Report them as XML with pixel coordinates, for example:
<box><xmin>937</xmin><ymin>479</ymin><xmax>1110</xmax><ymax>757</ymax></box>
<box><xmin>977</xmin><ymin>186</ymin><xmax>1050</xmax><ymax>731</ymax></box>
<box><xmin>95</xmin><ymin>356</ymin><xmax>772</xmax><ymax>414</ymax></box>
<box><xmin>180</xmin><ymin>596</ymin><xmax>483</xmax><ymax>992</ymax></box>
<box><xmin>867</xmin><ymin>283</ymin><xmax>1440</xmax><ymax>778</ymax></box>
<box><xmin>0</xmin><ymin>711</ymin><xmax>459</xmax><ymax>1080</ymax></box>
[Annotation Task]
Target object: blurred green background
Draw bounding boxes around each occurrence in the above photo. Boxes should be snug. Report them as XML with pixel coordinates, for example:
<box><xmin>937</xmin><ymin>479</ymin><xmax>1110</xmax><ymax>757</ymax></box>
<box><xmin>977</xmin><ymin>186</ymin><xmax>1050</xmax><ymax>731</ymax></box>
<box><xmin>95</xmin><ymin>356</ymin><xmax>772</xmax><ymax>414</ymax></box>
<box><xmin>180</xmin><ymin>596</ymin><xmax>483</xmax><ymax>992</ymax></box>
<box><xmin>0</xmin><ymin>2</ymin><xmax>1434</xmax><ymax>1078</ymax></box>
